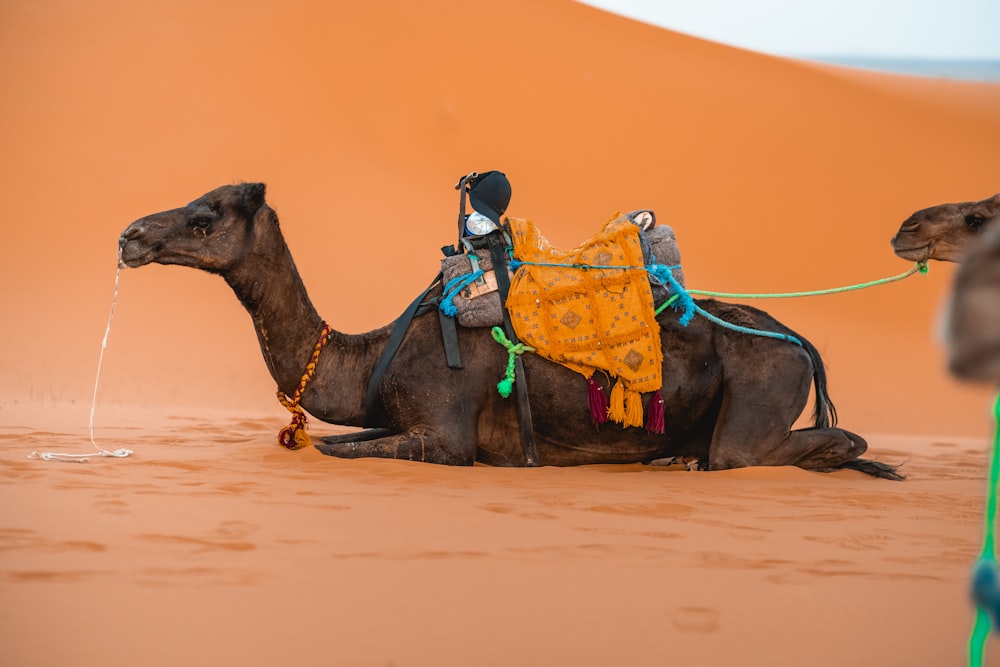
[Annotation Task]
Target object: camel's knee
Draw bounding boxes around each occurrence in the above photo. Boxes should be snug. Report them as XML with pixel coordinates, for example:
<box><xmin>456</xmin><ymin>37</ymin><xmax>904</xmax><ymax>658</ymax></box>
<box><xmin>842</xmin><ymin>429</ymin><xmax>868</xmax><ymax>456</ymax></box>
<box><xmin>819</xmin><ymin>428</ymin><xmax>867</xmax><ymax>458</ymax></box>
<box><xmin>706</xmin><ymin>446</ymin><xmax>754</xmax><ymax>471</ymax></box>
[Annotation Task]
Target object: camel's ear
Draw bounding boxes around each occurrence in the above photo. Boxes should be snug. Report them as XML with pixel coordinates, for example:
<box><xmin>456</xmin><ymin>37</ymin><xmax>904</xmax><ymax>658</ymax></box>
<box><xmin>970</xmin><ymin>194</ymin><xmax>1000</xmax><ymax>222</ymax></box>
<box><xmin>239</xmin><ymin>182</ymin><xmax>267</xmax><ymax>218</ymax></box>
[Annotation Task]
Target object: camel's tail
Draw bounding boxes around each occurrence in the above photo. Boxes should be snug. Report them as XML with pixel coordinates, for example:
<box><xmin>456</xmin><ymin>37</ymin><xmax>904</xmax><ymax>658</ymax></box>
<box><xmin>783</xmin><ymin>323</ymin><xmax>906</xmax><ymax>481</ymax></box>
<box><xmin>793</xmin><ymin>332</ymin><xmax>838</xmax><ymax>429</ymax></box>
<box><xmin>837</xmin><ymin>458</ymin><xmax>906</xmax><ymax>481</ymax></box>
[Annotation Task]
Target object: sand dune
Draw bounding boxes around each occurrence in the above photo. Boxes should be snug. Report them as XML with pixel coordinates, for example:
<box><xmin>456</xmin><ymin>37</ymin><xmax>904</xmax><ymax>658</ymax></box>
<box><xmin>2</xmin><ymin>0</ymin><xmax>1000</xmax><ymax>665</ymax></box>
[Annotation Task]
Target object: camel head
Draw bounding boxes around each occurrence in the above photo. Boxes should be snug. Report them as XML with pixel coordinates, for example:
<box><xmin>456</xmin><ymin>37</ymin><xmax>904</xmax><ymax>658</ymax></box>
<box><xmin>891</xmin><ymin>193</ymin><xmax>1000</xmax><ymax>263</ymax></box>
<box><xmin>945</xmin><ymin>224</ymin><xmax>1000</xmax><ymax>383</ymax></box>
<box><xmin>119</xmin><ymin>182</ymin><xmax>272</xmax><ymax>273</ymax></box>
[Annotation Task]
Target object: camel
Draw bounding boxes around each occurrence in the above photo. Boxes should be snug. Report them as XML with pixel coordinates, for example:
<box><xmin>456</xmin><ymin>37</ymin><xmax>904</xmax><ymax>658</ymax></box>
<box><xmin>118</xmin><ymin>182</ymin><xmax>901</xmax><ymax>479</ymax></box>
<box><xmin>891</xmin><ymin>193</ymin><xmax>1000</xmax><ymax>262</ymax></box>
<box><xmin>890</xmin><ymin>193</ymin><xmax>1000</xmax><ymax>380</ymax></box>
<box><xmin>945</xmin><ymin>223</ymin><xmax>1000</xmax><ymax>383</ymax></box>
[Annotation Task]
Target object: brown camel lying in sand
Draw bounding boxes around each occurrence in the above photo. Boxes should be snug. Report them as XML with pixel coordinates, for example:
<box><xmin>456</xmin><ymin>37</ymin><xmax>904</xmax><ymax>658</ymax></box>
<box><xmin>945</xmin><ymin>222</ymin><xmax>1000</xmax><ymax>383</ymax></box>
<box><xmin>118</xmin><ymin>183</ymin><xmax>901</xmax><ymax>478</ymax></box>
<box><xmin>892</xmin><ymin>193</ymin><xmax>1000</xmax><ymax>262</ymax></box>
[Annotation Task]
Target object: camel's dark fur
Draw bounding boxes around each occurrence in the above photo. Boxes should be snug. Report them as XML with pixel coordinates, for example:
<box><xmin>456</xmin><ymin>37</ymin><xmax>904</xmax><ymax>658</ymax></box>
<box><xmin>892</xmin><ymin>193</ymin><xmax>1000</xmax><ymax>263</ymax></box>
<box><xmin>119</xmin><ymin>183</ymin><xmax>902</xmax><ymax>479</ymax></box>
<box><xmin>946</xmin><ymin>222</ymin><xmax>1000</xmax><ymax>383</ymax></box>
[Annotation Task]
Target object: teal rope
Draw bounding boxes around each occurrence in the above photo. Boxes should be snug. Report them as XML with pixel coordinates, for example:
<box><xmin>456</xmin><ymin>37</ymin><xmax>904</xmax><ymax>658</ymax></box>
<box><xmin>648</xmin><ymin>264</ymin><xmax>696</xmax><ymax>325</ymax></box>
<box><xmin>509</xmin><ymin>259</ymin><xmax>673</xmax><ymax>273</ymax></box>
<box><xmin>694</xmin><ymin>303</ymin><xmax>803</xmax><ymax>346</ymax></box>
<box><xmin>969</xmin><ymin>393</ymin><xmax>1000</xmax><ymax>667</ymax></box>
<box><xmin>440</xmin><ymin>270</ymin><xmax>484</xmax><ymax>317</ymax></box>
<box><xmin>687</xmin><ymin>262</ymin><xmax>928</xmax><ymax>299</ymax></box>
<box><xmin>645</xmin><ymin>264</ymin><xmax>802</xmax><ymax>344</ymax></box>
<box><xmin>491</xmin><ymin>326</ymin><xmax>536</xmax><ymax>398</ymax></box>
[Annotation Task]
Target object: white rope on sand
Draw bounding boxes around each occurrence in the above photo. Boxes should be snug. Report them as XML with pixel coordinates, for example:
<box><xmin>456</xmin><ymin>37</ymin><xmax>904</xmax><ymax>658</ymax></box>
<box><xmin>29</xmin><ymin>259</ymin><xmax>133</xmax><ymax>463</ymax></box>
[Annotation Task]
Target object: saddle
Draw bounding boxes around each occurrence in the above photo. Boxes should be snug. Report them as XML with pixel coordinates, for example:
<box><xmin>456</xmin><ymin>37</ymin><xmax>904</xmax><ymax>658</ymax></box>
<box><xmin>441</xmin><ymin>210</ymin><xmax>685</xmax><ymax>328</ymax></box>
<box><xmin>366</xmin><ymin>172</ymin><xmax>683</xmax><ymax>466</ymax></box>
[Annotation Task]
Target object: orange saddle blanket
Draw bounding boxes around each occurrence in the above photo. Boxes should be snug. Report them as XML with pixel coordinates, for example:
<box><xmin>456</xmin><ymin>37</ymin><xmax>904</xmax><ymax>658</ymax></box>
<box><xmin>506</xmin><ymin>214</ymin><xmax>664</xmax><ymax>428</ymax></box>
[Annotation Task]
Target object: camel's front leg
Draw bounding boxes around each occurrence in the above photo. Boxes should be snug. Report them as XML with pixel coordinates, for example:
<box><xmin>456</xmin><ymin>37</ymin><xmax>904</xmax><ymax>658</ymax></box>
<box><xmin>315</xmin><ymin>427</ymin><xmax>476</xmax><ymax>466</ymax></box>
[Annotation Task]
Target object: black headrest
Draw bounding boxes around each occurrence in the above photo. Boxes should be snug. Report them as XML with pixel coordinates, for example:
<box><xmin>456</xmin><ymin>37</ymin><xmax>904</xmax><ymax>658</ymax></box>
<box><xmin>468</xmin><ymin>171</ymin><xmax>511</xmax><ymax>225</ymax></box>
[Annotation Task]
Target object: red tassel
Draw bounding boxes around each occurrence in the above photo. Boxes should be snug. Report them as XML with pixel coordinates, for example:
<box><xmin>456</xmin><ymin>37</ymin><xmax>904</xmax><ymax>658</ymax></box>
<box><xmin>646</xmin><ymin>391</ymin><xmax>665</xmax><ymax>434</ymax></box>
<box><xmin>587</xmin><ymin>376</ymin><xmax>609</xmax><ymax>430</ymax></box>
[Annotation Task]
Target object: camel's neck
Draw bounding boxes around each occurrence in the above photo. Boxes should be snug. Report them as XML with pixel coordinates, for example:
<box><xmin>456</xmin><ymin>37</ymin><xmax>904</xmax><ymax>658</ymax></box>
<box><xmin>222</xmin><ymin>221</ymin><xmax>383</xmax><ymax>426</ymax></box>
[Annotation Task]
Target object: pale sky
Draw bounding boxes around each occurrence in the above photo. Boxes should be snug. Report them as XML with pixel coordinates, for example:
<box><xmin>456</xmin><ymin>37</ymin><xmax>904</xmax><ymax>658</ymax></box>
<box><xmin>577</xmin><ymin>0</ymin><xmax>1000</xmax><ymax>60</ymax></box>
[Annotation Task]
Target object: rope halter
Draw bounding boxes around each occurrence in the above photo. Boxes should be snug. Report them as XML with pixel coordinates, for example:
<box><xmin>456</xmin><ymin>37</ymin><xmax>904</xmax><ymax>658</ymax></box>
<box><xmin>276</xmin><ymin>322</ymin><xmax>334</xmax><ymax>450</ymax></box>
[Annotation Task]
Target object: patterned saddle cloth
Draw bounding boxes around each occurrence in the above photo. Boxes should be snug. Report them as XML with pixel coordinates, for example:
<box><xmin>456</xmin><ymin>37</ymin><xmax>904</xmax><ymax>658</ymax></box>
<box><xmin>438</xmin><ymin>212</ymin><xmax>682</xmax><ymax>428</ymax></box>
<box><xmin>504</xmin><ymin>214</ymin><xmax>665</xmax><ymax>427</ymax></box>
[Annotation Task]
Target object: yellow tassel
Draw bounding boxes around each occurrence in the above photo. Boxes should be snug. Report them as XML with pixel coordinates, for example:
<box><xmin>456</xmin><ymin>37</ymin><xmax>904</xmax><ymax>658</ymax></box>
<box><xmin>607</xmin><ymin>379</ymin><xmax>626</xmax><ymax>424</ymax></box>
<box><xmin>278</xmin><ymin>416</ymin><xmax>311</xmax><ymax>450</ymax></box>
<box><xmin>624</xmin><ymin>389</ymin><xmax>644</xmax><ymax>429</ymax></box>
<box><xmin>292</xmin><ymin>427</ymin><xmax>311</xmax><ymax>450</ymax></box>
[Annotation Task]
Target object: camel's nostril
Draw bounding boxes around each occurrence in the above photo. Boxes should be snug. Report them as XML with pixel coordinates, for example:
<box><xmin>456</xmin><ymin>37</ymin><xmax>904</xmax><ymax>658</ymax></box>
<box><xmin>119</xmin><ymin>224</ymin><xmax>143</xmax><ymax>247</ymax></box>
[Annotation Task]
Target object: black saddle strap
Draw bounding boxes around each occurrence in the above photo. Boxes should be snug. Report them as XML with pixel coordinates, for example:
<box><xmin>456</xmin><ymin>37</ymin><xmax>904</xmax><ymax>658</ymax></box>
<box><xmin>438</xmin><ymin>307</ymin><xmax>464</xmax><ymax>369</ymax></box>
<box><xmin>487</xmin><ymin>230</ymin><xmax>539</xmax><ymax>466</ymax></box>
<box><xmin>364</xmin><ymin>273</ymin><xmax>443</xmax><ymax>428</ymax></box>
<box><xmin>454</xmin><ymin>172</ymin><xmax>475</xmax><ymax>251</ymax></box>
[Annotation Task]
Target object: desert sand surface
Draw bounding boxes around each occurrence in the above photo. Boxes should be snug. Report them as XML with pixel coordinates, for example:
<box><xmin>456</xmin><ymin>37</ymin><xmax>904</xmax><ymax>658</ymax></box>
<box><xmin>2</xmin><ymin>1</ymin><xmax>1000</xmax><ymax>665</ymax></box>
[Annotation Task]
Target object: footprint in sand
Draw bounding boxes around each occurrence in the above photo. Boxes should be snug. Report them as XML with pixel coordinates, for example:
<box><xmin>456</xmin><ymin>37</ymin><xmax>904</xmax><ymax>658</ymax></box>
<box><xmin>95</xmin><ymin>496</ymin><xmax>131</xmax><ymax>515</ymax></box>
<box><xmin>139</xmin><ymin>520</ymin><xmax>260</xmax><ymax>553</ymax></box>
<box><xmin>670</xmin><ymin>606</ymin><xmax>720</xmax><ymax>633</ymax></box>
<box><xmin>479</xmin><ymin>503</ymin><xmax>558</xmax><ymax>520</ymax></box>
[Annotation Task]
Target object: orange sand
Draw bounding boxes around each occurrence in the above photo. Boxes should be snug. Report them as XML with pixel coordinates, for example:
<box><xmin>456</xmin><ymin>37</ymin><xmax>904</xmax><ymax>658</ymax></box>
<box><xmin>2</xmin><ymin>1</ymin><xmax>1000</xmax><ymax>665</ymax></box>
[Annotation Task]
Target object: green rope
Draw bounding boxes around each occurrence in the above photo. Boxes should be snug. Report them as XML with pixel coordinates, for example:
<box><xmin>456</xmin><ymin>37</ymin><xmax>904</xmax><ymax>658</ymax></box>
<box><xmin>654</xmin><ymin>294</ymin><xmax>680</xmax><ymax>316</ymax></box>
<box><xmin>687</xmin><ymin>261</ymin><xmax>928</xmax><ymax>300</ymax></box>
<box><xmin>491</xmin><ymin>326</ymin><xmax>536</xmax><ymax>398</ymax></box>
<box><xmin>969</xmin><ymin>393</ymin><xmax>1000</xmax><ymax>667</ymax></box>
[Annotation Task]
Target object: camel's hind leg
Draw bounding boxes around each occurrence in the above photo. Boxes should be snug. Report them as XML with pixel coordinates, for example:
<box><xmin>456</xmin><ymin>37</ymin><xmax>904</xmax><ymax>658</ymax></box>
<box><xmin>706</xmin><ymin>385</ymin><xmax>903</xmax><ymax>479</ymax></box>
<box><xmin>714</xmin><ymin>426</ymin><xmax>868</xmax><ymax>471</ymax></box>
<box><xmin>705</xmin><ymin>353</ymin><xmax>867</xmax><ymax>472</ymax></box>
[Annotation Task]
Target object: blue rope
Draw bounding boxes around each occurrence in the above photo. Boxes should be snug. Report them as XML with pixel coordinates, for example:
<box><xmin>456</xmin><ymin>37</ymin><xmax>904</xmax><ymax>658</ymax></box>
<box><xmin>440</xmin><ymin>270</ymin><xmax>484</xmax><ymax>317</ymax></box>
<box><xmin>509</xmin><ymin>259</ymin><xmax>669</xmax><ymax>273</ymax></box>
<box><xmin>647</xmin><ymin>264</ymin><xmax>695</xmax><ymax>325</ymax></box>
<box><xmin>649</xmin><ymin>264</ymin><xmax>802</xmax><ymax>345</ymax></box>
<box><xmin>692</xmin><ymin>303</ymin><xmax>802</xmax><ymax>346</ymax></box>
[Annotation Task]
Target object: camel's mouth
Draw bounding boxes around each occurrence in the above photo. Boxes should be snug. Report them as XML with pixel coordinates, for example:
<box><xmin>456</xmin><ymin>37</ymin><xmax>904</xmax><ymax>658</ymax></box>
<box><xmin>892</xmin><ymin>244</ymin><xmax>931</xmax><ymax>262</ymax></box>
<box><xmin>118</xmin><ymin>240</ymin><xmax>158</xmax><ymax>268</ymax></box>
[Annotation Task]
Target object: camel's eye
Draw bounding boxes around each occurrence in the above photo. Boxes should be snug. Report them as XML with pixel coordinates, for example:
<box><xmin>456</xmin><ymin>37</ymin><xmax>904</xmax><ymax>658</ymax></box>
<box><xmin>189</xmin><ymin>215</ymin><xmax>213</xmax><ymax>230</ymax></box>
<box><xmin>967</xmin><ymin>215</ymin><xmax>987</xmax><ymax>229</ymax></box>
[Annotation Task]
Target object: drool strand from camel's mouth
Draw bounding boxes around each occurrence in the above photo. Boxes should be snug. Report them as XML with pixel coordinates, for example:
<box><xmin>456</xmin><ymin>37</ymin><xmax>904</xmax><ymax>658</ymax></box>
<box><xmin>29</xmin><ymin>251</ymin><xmax>133</xmax><ymax>462</ymax></box>
<box><xmin>88</xmin><ymin>260</ymin><xmax>121</xmax><ymax>450</ymax></box>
